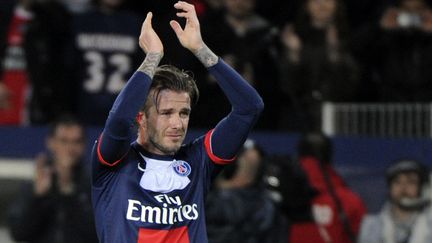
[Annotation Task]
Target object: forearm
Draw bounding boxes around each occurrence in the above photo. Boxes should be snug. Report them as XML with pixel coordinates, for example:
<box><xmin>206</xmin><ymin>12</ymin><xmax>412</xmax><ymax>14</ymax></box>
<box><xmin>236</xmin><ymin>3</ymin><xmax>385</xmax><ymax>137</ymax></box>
<box><xmin>197</xmin><ymin>46</ymin><xmax>264</xmax><ymax>159</ymax></box>
<box><xmin>202</xmin><ymin>50</ymin><xmax>264</xmax><ymax>114</ymax></box>
<box><xmin>104</xmin><ymin>53</ymin><xmax>161</xmax><ymax>136</ymax></box>
<box><xmin>193</xmin><ymin>44</ymin><xmax>218</xmax><ymax>68</ymax></box>
<box><xmin>99</xmin><ymin>53</ymin><xmax>162</xmax><ymax>164</ymax></box>
<box><xmin>137</xmin><ymin>52</ymin><xmax>163</xmax><ymax>78</ymax></box>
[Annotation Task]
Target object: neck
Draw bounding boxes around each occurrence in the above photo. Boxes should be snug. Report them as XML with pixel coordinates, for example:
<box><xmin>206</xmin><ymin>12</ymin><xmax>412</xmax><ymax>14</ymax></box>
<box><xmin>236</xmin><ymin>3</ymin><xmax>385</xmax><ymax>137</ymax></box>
<box><xmin>311</xmin><ymin>18</ymin><xmax>332</xmax><ymax>29</ymax></box>
<box><xmin>136</xmin><ymin>137</ymin><xmax>175</xmax><ymax>156</ymax></box>
<box><xmin>391</xmin><ymin>204</ymin><xmax>417</xmax><ymax>222</ymax></box>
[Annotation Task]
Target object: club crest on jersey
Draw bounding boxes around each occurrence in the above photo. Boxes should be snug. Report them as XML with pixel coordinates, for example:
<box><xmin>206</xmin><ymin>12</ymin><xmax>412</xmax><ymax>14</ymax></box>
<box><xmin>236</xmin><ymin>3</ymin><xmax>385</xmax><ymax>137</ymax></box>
<box><xmin>172</xmin><ymin>160</ymin><xmax>191</xmax><ymax>177</ymax></box>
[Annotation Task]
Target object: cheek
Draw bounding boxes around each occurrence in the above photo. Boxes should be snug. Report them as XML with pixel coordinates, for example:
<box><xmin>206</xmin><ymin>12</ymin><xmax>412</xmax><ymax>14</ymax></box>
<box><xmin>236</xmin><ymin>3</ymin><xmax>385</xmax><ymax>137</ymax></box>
<box><xmin>407</xmin><ymin>184</ymin><xmax>420</xmax><ymax>196</ymax></box>
<box><xmin>390</xmin><ymin>184</ymin><xmax>402</xmax><ymax>196</ymax></box>
<box><xmin>183</xmin><ymin>117</ymin><xmax>190</xmax><ymax>126</ymax></box>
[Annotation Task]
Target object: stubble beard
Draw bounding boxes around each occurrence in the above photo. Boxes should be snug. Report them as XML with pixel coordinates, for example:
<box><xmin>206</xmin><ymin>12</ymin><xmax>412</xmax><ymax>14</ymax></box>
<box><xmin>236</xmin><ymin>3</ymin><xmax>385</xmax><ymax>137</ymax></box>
<box><xmin>149</xmin><ymin>134</ymin><xmax>182</xmax><ymax>155</ymax></box>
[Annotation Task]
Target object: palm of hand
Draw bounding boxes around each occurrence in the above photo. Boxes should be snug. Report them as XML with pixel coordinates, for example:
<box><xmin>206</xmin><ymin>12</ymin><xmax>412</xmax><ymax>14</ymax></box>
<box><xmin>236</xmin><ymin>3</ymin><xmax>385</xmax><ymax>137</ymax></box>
<box><xmin>139</xmin><ymin>12</ymin><xmax>163</xmax><ymax>54</ymax></box>
<box><xmin>175</xmin><ymin>20</ymin><xmax>203</xmax><ymax>51</ymax></box>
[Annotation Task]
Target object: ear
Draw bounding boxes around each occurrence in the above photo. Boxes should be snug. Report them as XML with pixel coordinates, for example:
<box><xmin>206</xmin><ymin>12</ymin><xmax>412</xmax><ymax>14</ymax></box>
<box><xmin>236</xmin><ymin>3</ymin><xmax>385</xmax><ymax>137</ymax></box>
<box><xmin>137</xmin><ymin>111</ymin><xmax>147</xmax><ymax>128</ymax></box>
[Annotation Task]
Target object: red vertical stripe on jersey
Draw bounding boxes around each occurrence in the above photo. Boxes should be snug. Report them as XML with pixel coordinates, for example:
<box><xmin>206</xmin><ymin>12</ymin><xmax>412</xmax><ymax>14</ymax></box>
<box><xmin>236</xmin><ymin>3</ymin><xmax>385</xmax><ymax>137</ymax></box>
<box><xmin>138</xmin><ymin>226</ymin><xmax>190</xmax><ymax>243</ymax></box>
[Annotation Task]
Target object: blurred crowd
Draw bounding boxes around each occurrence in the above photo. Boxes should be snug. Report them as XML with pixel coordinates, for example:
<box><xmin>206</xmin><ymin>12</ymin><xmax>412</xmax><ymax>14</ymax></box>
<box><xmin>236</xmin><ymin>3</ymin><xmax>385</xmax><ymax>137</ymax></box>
<box><xmin>1</xmin><ymin>0</ymin><xmax>432</xmax><ymax>132</ymax></box>
<box><xmin>5</xmin><ymin>115</ymin><xmax>432</xmax><ymax>242</ymax></box>
<box><xmin>205</xmin><ymin>134</ymin><xmax>432</xmax><ymax>243</ymax></box>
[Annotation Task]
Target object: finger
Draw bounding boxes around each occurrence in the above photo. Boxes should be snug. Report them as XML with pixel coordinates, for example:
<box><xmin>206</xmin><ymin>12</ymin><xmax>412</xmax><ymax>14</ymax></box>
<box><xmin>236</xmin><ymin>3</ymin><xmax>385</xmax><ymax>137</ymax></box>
<box><xmin>176</xmin><ymin>12</ymin><xmax>188</xmax><ymax>18</ymax></box>
<box><xmin>142</xmin><ymin>12</ymin><xmax>153</xmax><ymax>31</ymax></box>
<box><xmin>170</xmin><ymin>20</ymin><xmax>183</xmax><ymax>37</ymax></box>
<box><xmin>174</xmin><ymin>1</ymin><xmax>194</xmax><ymax>11</ymax></box>
<box><xmin>35</xmin><ymin>153</ymin><xmax>48</xmax><ymax>170</ymax></box>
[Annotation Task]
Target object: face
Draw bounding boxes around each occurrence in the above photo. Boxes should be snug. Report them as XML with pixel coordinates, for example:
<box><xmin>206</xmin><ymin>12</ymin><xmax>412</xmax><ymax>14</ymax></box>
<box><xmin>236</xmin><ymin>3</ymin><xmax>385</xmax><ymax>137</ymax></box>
<box><xmin>307</xmin><ymin>0</ymin><xmax>337</xmax><ymax>23</ymax></box>
<box><xmin>224</xmin><ymin>0</ymin><xmax>255</xmax><ymax>19</ymax></box>
<box><xmin>390</xmin><ymin>172</ymin><xmax>421</xmax><ymax>205</ymax></box>
<box><xmin>139</xmin><ymin>90</ymin><xmax>191</xmax><ymax>155</ymax></box>
<box><xmin>48</xmin><ymin>124</ymin><xmax>86</xmax><ymax>167</ymax></box>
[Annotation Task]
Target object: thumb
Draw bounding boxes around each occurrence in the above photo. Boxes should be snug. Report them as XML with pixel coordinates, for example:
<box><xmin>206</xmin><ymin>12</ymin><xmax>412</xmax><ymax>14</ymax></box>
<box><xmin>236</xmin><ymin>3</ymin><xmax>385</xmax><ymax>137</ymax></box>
<box><xmin>170</xmin><ymin>20</ymin><xmax>183</xmax><ymax>38</ymax></box>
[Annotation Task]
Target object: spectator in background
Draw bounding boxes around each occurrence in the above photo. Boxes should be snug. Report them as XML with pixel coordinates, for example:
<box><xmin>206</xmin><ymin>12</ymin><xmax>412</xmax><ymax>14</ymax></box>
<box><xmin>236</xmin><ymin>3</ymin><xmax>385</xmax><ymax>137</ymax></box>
<box><xmin>288</xmin><ymin>132</ymin><xmax>367</xmax><ymax>243</ymax></box>
<box><xmin>359</xmin><ymin>159</ymin><xmax>432</xmax><ymax>243</ymax></box>
<box><xmin>0</xmin><ymin>0</ymin><xmax>76</xmax><ymax>125</ymax></box>
<box><xmin>71</xmin><ymin>0</ymin><xmax>142</xmax><ymax>125</ymax></box>
<box><xmin>206</xmin><ymin>139</ymin><xmax>284</xmax><ymax>242</ymax></box>
<box><xmin>200</xmin><ymin>0</ymin><xmax>280</xmax><ymax>129</ymax></box>
<box><xmin>374</xmin><ymin>0</ymin><xmax>432</xmax><ymax>101</ymax></box>
<box><xmin>8</xmin><ymin>115</ymin><xmax>98</xmax><ymax>243</ymax></box>
<box><xmin>0</xmin><ymin>0</ymin><xmax>33</xmax><ymax>125</ymax></box>
<box><xmin>278</xmin><ymin>0</ymin><xmax>359</xmax><ymax>132</ymax></box>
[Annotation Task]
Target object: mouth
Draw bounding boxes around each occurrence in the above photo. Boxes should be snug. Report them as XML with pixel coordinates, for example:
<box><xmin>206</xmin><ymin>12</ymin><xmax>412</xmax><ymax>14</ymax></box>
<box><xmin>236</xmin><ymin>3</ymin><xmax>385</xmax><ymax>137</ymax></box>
<box><xmin>166</xmin><ymin>134</ymin><xmax>183</xmax><ymax>139</ymax></box>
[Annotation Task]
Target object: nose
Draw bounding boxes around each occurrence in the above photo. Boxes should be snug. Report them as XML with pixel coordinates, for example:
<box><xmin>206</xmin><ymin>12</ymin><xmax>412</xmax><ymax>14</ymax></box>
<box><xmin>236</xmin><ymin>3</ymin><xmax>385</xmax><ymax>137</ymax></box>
<box><xmin>170</xmin><ymin>113</ymin><xmax>183</xmax><ymax>129</ymax></box>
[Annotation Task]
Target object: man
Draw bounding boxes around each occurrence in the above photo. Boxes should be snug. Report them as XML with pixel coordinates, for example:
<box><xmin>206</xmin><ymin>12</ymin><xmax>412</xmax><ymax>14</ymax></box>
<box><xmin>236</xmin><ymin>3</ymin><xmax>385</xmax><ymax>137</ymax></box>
<box><xmin>8</xmin><ymin>116</ymin><xmax>98</xmax><ymax>243</ymax></box>
<box><xmin>91</xmin><ymin>1</ymin><xmax>264</xmax><ymax>242</ymax></box>
<box><xmin>359</xmin><ymin>159</ymin><xmax>432</xmax><ymax>243</ymax></box>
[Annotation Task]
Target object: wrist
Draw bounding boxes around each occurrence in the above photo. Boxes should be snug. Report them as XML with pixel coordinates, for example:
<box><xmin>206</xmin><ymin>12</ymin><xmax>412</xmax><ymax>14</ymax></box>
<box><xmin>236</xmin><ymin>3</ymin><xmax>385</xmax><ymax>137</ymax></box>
<box><xmin>138</xmin><ymin>52</ymin><xmax>163</xmax><ymax>78</ymax></box>
<box><xmin>194</xmin><ymin>44</ymin><xmax>218</xmax><ymax>68</ymax></box>
<box><xmin>190</xmin><ymin>42</ymin><xmax>205</xmax><ymax>55</ymax></box>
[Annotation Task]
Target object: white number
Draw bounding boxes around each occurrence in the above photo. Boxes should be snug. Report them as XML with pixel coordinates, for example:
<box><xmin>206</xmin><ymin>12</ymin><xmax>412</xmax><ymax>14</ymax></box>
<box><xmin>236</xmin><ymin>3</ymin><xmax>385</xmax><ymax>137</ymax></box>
<box><xmin>83</xmin><ymin>51</ymin><xmax>104</xmax><ymax>92</ymax></box>
<box><xmin>107</xmin><ymin>54</ymin><xmax>130</xmax><ymax>93</ymax></box>
<box><xmin>83</xmin><ymin>51</ymin><xmax>131</xmax><ymax>93</ymax></box>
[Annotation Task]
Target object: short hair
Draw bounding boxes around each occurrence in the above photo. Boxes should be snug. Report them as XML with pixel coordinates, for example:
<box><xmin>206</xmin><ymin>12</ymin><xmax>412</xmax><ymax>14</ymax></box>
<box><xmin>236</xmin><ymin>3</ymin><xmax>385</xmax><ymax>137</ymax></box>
<box><xmin>297</xmin><ymin>132</ymin><xmax>333</xmax><ymax>164</ymax></box>
<box><xmin>141</xmin><ymin>65</ymin><xmax>199</xmax><ymax>114</ymax></box>
<box><xmin>48</xmin><ymin>114</ymin><xmax>85</xmax><ymax>138</ymax></box>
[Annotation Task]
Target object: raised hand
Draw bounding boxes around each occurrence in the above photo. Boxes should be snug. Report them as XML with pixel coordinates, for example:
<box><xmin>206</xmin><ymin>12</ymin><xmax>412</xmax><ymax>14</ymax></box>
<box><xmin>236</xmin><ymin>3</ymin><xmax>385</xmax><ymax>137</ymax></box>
<box><xmin>34</xmin><ymin>153</ymin><xmax>52</xmax><ymax>196</ymax></box>
<box><xmin>170</xmin><ymin>1</ymin><xmax>205</xmax><ymax>53</ymax></box>
<box><xmin>139</xmin><ymin>12</ymin><xmax>163</xmax><ymax>54</ymax></box>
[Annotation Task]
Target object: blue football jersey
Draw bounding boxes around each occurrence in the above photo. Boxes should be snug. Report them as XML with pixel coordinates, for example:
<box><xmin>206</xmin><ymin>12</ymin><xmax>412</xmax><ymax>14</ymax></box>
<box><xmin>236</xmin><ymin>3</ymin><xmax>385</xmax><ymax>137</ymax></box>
<box><xmin>90</xmin><ymin>58</ymin><xmax>264</xmax><ymax>243</ymax></box>
<box><xmin>91</xmin><ymin>130</ymin><xmax>227</xmax><ymax>243</ymax></box>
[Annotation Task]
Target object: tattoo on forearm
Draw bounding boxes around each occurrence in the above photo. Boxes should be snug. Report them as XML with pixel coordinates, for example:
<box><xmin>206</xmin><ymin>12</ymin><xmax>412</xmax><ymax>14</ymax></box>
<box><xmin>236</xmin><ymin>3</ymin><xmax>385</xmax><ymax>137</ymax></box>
<box><xmin>194</xmin><ymin>45</ymin><xmax>218</xmax><ymax>68</ymax></box>
<box><xmin>138</xmin><ymin>52</ymin><xmax>163</xmax><ymax>78</ymax></box>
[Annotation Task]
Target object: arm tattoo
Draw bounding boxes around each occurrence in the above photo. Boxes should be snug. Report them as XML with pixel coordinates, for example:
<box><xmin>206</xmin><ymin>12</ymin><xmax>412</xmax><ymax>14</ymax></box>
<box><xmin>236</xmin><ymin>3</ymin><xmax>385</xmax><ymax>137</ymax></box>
<box><xmin>194</xmin><ymin>45</ymin><xmax>218</xmax><ymax>68</ymax></box>
<box><xmin>137</xmin><ymin>52</ymin><xmax>163</xmax><ymax>78</ymax></box>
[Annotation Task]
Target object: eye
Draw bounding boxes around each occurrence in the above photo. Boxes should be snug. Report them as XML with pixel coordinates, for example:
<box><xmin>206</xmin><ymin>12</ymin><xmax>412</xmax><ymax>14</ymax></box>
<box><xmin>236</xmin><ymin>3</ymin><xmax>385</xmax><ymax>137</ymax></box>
<box><xmin>180</xmin><ymin>110</ymin><xmax>190</xmax><ymax>118</ymax></box>
<box><xmin>160</xmin><ymin>110</ymin><xmax>172</xmax><ymax>116</ymax></box>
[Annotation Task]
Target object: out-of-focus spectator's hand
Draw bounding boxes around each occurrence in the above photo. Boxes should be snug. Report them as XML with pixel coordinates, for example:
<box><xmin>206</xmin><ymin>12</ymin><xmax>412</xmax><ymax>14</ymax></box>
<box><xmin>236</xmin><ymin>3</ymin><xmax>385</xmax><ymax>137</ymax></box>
<box><xmin>34</xmin><ymin>153</ymin><xmax>52</xmax><ymax>196</ymax></box>
<box><xmin>281</xmin><ymin>25</ymin><xmax>302</xmax><ymax>62</ymax></box>
<box><xmin>326</xmin><ymin>25</ymin><xmax>340</xmax><ymax>62</ymax></box>
<box><xmin>380</xmin><ymin>8</ymin><xmax>400</xmax><ymax>29</ymax></box>
<box><xmin>170</xmin><ymin>1</ymin><xmax>205</xmax><ymax>53</ymax></box>
<box><xmin>326</xmin><ymin>25</ymin><xmax>339</xmax><ymax>48</ymax></box>
<box><xmin>55</xmin><ymin>156</ymin><xmax>76</xmax><ymax>195</ymax></box>
<box><xmin>421</xmin><ymin>9</ymin><xmax>432</xmax><ymax>32</ymax></box>
<box><xmin>0</xmin><ymin>82</ymin><xmax>10</xmax><ymax>109</ymax></box>
<box><xmin>281</xmin><ymin>25</ymin><xmax>302</xmax><ymax>51</ymax></box>
<box><xmin>139</xmin><ymin>12</ymin><xmax>164</xmax><ymax>54</ymax></box>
